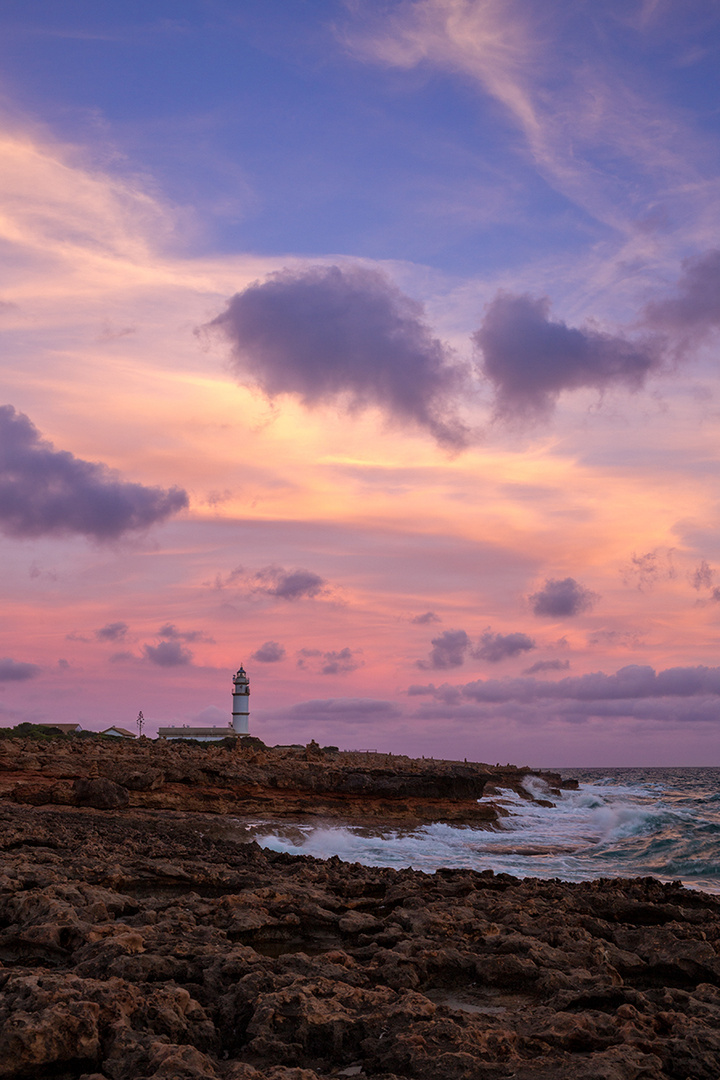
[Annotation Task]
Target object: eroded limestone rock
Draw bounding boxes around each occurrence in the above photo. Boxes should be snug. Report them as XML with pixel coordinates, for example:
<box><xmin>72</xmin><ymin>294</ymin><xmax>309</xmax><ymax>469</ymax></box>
<box><xmin>0</xmin><ymin>803</ymin><xmax>719</xmax><ymax>1079</ymax></box>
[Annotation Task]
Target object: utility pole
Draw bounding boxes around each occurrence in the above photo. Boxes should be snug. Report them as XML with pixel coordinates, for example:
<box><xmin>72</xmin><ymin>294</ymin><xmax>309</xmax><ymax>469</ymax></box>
<box><xmin>137</xmin><ymin>710</ymin><xmax>144</xmax><ymax>738</ymax></box>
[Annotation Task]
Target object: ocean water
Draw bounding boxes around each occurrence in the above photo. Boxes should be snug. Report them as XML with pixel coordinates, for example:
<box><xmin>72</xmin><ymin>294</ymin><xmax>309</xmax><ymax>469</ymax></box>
<box><xmin>241</xmin><ymin>767</ymin><xmax>720</xmax><ymax>895</ymax></box>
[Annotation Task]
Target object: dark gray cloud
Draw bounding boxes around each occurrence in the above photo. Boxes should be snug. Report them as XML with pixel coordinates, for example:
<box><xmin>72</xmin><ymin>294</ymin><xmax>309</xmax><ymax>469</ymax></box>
<box><xmin>643</xmin><ymin>250</ymin><xmax>720</xmax><ymax>347</ymax></box>
<box><xmin>252</xmin><ymin>640</ymin><xmax>286</xmax><ymax>663</ymax></box>
<box><xmin>474</xmin><ymin>630</ymin><xmax>535</xmax><ymax>663</ymax></box>
<box><xmin>0</xmin><ymin>405</ymin><xmax>188</xmax><ymax>541</ymax></box>
<box><xmin>523</xmin><ymin>658</ymin><xmax>570</xmax><ymax>675</ymax></box>
<box><xmin>411</xmin><ymin>611</ymin><xmax>441</xmax><ymax>625</ymax></box>
<box><xmin>418</xmin><ymin>629</ymin><xmax>471</xmax><ymax>670</ymax></box>
<box><xmin>143</xmin><ymin>641</ymin><xmax>192</xmax><ymax>667</ymax></box>
<box><xmin>321</xmin><ymin>648</ymin><xmax>361</xmax><ymax>675</ymax></box>
<box><xmin>95</xmin><ymin>621</ymin><xmax>128</xmax><ymax>643</ymax></box>
<box><xmin>0</xmin><ymin>657</ymin><xmax>40</xmax><ymax>681</ymax></box>
<box><xmin>473</xmin><ymin>293</ymin><xmax>658</xmax><ymax>419</ymax></box>
<box><xmin>158</xmin><ymin>624</ymin><xmax>214</xmax><ymax>643</ymax></box>
<box><xmin>206</xmin><ymin>264</ymin><xmax>471</xmax><ymax>448</ymax></box>
<box><xmin>530</xmin><ymin>577</ymin><xmax>598</xmax><ymax>618</ymax></box>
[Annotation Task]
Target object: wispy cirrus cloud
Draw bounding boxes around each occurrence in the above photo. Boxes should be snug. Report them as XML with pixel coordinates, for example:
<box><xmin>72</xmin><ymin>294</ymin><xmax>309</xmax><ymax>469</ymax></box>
<box><xmin>0</xmin><ymin>131</ymin><xmax>176</xmax><ymax>267</ymax></box>
<box><xmin>343</xmin><ymin>0</ymin><xmax>718</xmax><ymax>240</ymax></box>
<box><xmin>621</xmin><ymin>548</ymin><xmax>676</xmax><ymax>591</ymax></box>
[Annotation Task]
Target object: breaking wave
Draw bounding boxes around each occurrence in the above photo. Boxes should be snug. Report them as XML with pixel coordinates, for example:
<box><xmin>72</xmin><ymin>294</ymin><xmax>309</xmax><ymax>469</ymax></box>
<box><xmin>240</xmin><ymin>767</ymin><xmax>720</xmax><ymax>894</ymax></box>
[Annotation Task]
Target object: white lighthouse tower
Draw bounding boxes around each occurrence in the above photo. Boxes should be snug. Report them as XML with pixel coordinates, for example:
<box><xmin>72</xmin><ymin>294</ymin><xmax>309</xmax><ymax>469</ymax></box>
<box><xmin>232</xmin><ymin>665</ymin><xmax>250</xmax><ymax>735</ymax></box>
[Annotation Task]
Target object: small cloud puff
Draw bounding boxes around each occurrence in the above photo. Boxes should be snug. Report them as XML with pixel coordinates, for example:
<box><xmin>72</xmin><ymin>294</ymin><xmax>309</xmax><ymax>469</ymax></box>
<box><xmin>95</xmin><ymin>621</ymin><xmax>128</xmax><ymax>643</ymax></box>
<box><xmin>474</xmin><ymin>630</ymin><xmax>535</xmax><ymax>663</ymax></box>
<box><xmin>529</xmin><ymin>578</ymin><xmax>598</xmax><ymax>618</ymax></box>
<box><xmin>218</xmin><ymin>564</ymin><xmax>329</xmax><ymax>602</ymax></box>
<box><xmin>143</xmin><ymin>641</ymin><xmax>192</xmax><ymax>667</ymax></box>
<box><xmin>252</xmin><ymin>641</ymin><xmax>286</xmax><ymax>663</ymax></box>
<box><xmin>158</xmin><ymin>623</ymin><xmax>214</xmax><ymax>643</ymax></box>
<box><xmin>411</xmin><ymin>611</ymin><xmax>441</xmax><ymax>625</ymax></box>
<box><xmin>417</xmin><ymin>629</ymin><xmax>471</xmax><ymax>670</ymax></box>
<box><xmin>322</xmin><ymin>648</ymin><xmax>361</xmax><ymax>675</ymax></box>
<box><xmin>296</xmin><ymin>646</ymin><xmax>362</xmax><ymax>675</ymax></box>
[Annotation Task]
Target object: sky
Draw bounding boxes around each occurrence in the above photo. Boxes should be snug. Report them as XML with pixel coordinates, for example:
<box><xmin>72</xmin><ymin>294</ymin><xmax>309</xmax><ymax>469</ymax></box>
<box><xmin>2</xmin><ymin>0</ymin><xmax>720</xmax><ymax>765</ymax></box>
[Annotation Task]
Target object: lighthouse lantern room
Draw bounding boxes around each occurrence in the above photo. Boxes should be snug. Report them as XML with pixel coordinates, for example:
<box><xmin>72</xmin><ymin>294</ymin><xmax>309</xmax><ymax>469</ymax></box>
<box><xmin>232</xmin><ymin>665</ymin><xmax>250</xmax><ymax>735</ymax></box>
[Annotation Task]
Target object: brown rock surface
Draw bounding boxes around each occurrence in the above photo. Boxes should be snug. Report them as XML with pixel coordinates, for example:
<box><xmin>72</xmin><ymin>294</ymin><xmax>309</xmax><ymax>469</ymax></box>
<box><xmin>0</xmin><ymin>736</ymin><xmax>574</xmax><ymax>826</ymax></box>
<box><xmin>0</xmin><ymin>792</ymin><xmax>719</xmax><ymax>1079</ymax></box>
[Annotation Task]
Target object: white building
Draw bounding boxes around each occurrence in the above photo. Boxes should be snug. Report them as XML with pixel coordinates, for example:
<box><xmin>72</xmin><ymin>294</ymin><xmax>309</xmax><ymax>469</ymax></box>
<box><xmin>157</xmin><ymin>666</ymin><xmax>251</xmax><ymax>741</ymax></box>
<box><xmin>232</xmin><ymin>665</ymin><xmax>250</xmax><ymax>733</ymax></box>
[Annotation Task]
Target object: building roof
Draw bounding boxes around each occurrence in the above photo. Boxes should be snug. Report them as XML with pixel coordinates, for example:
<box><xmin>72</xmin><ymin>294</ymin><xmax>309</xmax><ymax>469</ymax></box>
<box><xmin>44</xmin><ymin>723</ymin><xmax>82</xmax><ymax>733</ymax></box>
<box><xmin>157</xmin><ymin>725</ymin><xmax>234</xmax><ymax>738</ymax></box>
<box><xmin>101</xmin><ymin>726</ymin><xmax>136</xmax><ymax>738</ymax></box>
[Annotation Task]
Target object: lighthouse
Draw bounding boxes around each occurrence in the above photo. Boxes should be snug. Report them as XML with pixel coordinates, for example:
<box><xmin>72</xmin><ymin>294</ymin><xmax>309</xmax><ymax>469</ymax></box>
<box><xmin>232</xmin><ymin>665</ymin><xmax>250</xmax><ymax>734</ymax></box>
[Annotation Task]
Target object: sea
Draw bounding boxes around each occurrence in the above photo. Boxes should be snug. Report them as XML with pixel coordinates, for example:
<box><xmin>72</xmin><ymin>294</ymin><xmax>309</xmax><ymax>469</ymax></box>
<box><xmin>239</xmin><ymin>768</ymin><xmax>720</xmax><ymax>895</ymax></box>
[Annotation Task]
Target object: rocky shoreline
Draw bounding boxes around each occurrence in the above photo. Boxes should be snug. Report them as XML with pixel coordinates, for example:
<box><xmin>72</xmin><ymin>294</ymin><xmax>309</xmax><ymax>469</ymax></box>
<box><xmin>1</xmin><ymin>738</ymin><xmax>719</xmax><ymax>1078</ymax></box>
<box><xmin>0</xmin><ymin>736</ymin><xmax>576</xmax><ymax>827</ymax></box>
